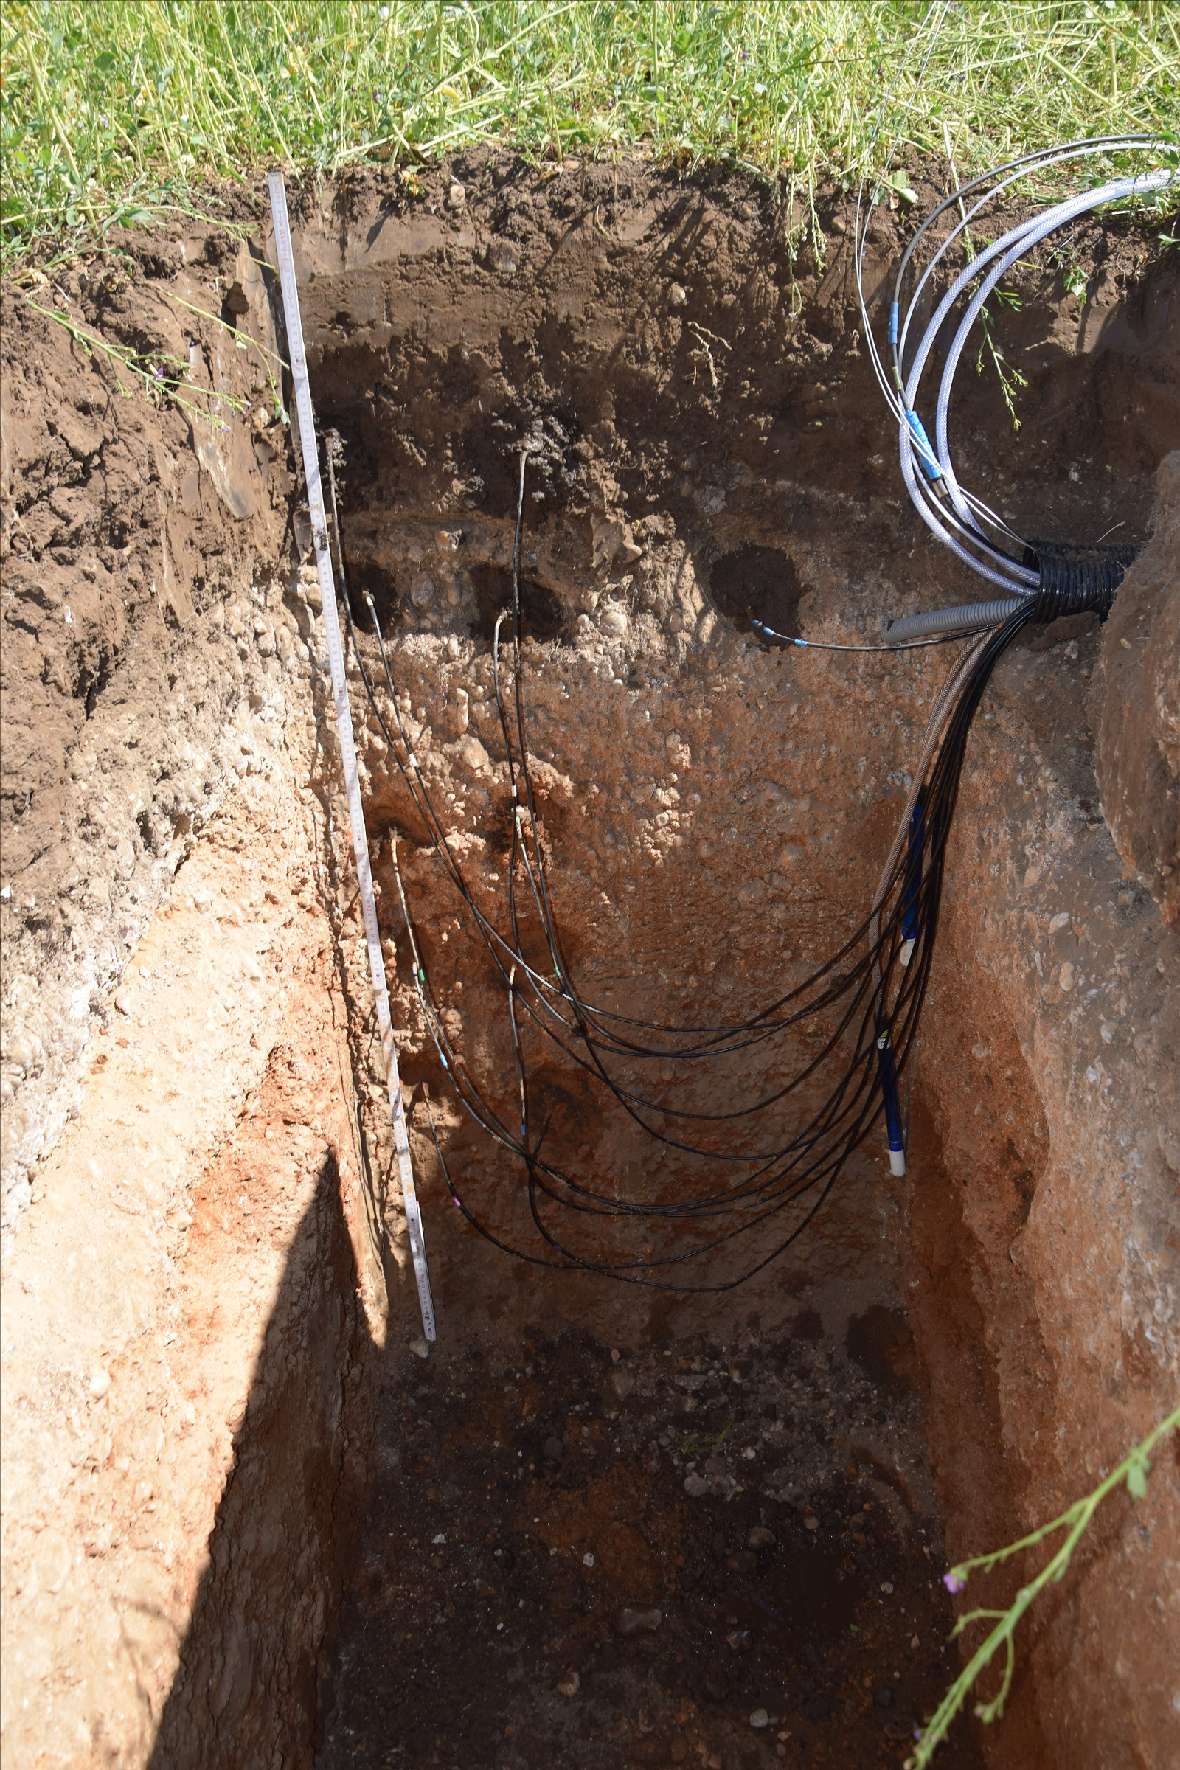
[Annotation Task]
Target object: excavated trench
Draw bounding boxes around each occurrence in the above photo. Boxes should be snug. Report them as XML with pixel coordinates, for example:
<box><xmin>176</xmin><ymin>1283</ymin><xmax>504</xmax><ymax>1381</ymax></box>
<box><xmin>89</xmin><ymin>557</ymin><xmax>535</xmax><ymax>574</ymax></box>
<box><xmin>2</xmin><ymin>161</ymin><xmax>1177</xmax><ymax>1770</ymax></box>
<box><xmin>306</xmin><ymin>291</ymin><xmax>978</xmax><ymax>1770</ymax></box>
<box><xmin>294</xmin><ymin>175</ymin><xmax>1175</xmax><ymax>1770</ymax></box>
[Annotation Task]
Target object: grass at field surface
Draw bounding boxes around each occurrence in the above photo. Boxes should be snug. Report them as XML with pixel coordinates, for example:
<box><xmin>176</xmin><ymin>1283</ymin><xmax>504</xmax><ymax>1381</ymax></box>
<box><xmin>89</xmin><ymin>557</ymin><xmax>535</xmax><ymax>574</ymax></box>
<box><xmin>1</xmin><ymin>0</ymin><xmax>1177</xmax><ymax>263</ymax></box>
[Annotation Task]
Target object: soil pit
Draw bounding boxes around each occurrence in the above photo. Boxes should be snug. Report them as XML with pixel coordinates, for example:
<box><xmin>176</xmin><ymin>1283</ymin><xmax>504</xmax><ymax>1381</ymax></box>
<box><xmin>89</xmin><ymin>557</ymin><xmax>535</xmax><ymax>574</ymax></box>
<box><xmin>1</xmin><ymin>159</ymin><xmax>1177</xmax><ymax>1770</ymax></box>
<box><xmin>293</xmin><ymin>166</ymin><xmax>1176</xmax><ymax>1770</ymax></box>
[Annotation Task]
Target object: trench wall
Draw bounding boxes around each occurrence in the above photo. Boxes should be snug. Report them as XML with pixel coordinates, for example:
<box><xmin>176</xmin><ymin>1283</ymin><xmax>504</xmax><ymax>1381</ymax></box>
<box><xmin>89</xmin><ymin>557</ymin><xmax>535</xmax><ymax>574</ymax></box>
<box><xmin>1</xmin><ymin>232</ymin><xmax>389</xmax><ymax>1770</ymax></box>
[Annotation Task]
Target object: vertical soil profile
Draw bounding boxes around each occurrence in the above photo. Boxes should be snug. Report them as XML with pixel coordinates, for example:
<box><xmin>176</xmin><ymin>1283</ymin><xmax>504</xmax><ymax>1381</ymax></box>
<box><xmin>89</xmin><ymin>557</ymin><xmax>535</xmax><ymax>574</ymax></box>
<box><xmin>1</xmin><ymin>158</ymin><xmax>1177</xmax><ymax>1770</ymax></box>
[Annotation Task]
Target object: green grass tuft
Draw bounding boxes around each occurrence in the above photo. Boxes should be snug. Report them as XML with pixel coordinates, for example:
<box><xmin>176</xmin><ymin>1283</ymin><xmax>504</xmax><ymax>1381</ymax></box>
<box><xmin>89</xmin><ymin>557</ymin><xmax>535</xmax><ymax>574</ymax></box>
<box><xmin>2</xmin><ymin>1</ymin><xmax>1178</xmax><ymax>262</ymax></box>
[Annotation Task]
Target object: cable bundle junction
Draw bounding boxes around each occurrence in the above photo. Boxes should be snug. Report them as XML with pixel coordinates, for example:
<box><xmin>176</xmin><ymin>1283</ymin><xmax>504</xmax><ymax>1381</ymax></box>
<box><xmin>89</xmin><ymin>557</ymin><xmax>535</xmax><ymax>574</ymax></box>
<box><xmin>328</xmin><ymin>139</ymin><xmax>1175</xmax><ymax>1292</ymax></box>
<box><xmin>851</xmin><ymin>134</ymin><xmax>1176</xmax><ymax>640</ymax></box>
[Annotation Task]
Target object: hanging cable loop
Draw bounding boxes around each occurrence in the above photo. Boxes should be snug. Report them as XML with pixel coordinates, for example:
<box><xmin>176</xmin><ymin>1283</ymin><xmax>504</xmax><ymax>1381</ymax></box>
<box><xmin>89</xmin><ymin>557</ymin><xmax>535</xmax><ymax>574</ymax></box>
<box><xmin>313</xmin><ymin>140</ymin><xmax>1176</xmax><ymax>1290</ymax></box>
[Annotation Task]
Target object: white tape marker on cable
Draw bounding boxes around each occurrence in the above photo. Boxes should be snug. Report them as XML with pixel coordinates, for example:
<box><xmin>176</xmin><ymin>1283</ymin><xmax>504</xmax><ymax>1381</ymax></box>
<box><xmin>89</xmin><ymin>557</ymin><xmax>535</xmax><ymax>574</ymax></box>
<box><xmin>267</xmin><ymin>171</ymin><xmax>436</xmax><ymax>1344</ymax></box>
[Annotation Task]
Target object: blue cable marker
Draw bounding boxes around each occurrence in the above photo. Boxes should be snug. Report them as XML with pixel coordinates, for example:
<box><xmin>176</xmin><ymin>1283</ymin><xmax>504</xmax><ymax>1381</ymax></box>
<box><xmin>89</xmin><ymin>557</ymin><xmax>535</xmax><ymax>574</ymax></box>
<box><xmin>876</xmin><ymin>1025</ymin><xmax>907</xmax><ymax>1176</ymax></box>
<box><xmin>899</xmin><ymin>787</ymin><xmax>926</xmax><ymax>967</ymax></box>
<box><xmin>752</xmin><ymin>618</ymin><xmax>807</xmax><ymax>648</ymax></box>
<box><xmin>904</xmin><ymin>408</ymin><xmax>943</xmax><ymax>482</ymax></box>
<box><xmin>888</xmin><ymin>300</ymin><xmax>900</xmax><ymax>346</ymax></box>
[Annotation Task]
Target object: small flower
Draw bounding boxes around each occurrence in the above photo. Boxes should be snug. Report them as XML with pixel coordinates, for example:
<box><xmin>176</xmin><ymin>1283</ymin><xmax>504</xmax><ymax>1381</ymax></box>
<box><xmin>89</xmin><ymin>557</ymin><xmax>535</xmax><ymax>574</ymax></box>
<box><xmin>943</xmin><ymin>1569</ymin><xmax>966</xmax><ymax>1594</ymax></box>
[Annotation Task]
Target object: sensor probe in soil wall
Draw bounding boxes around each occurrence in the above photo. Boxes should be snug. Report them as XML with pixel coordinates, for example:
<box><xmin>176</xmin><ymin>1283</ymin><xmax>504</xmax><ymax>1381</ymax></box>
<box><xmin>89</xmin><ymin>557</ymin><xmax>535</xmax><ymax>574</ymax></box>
<box><xmin>267</xmin><ymin>170</ymin><xmax>436</xmax><ymax>1345</ymax></box>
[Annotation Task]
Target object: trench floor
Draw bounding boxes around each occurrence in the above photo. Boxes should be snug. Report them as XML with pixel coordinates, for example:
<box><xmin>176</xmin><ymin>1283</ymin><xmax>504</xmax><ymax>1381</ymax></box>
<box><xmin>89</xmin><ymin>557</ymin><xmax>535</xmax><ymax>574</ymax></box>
<box><xmin>317</xmin><ymin>1319</ymin><xmax>980</xmax><ymax>1769</ymax></box>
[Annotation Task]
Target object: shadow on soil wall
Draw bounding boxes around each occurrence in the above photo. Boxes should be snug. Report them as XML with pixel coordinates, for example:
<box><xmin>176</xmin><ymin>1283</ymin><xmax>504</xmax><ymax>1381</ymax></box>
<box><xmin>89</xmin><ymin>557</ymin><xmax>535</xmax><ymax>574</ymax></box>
<box><xmin>147</xmin><ymin>1152</ymin><xmax>375</xmax><ymax>1770</ymax></box>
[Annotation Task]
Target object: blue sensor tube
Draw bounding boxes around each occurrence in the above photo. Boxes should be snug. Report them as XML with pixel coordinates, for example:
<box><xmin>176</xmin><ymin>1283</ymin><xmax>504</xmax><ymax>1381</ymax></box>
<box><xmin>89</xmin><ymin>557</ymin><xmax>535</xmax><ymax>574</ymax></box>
<box><xmin>876</xmin><ymin>1028</ymin><xmax>907</xmax><ymax>1177</ymax></box>
<box><xmin>900</xmin><ymin>788</ymin><xmax>926</xmax><ymax>967</ymax></box>
<box><xmin>905</xmin><ymin>408</ymin><xmax>943</xmax><ymax>482</ymax></box>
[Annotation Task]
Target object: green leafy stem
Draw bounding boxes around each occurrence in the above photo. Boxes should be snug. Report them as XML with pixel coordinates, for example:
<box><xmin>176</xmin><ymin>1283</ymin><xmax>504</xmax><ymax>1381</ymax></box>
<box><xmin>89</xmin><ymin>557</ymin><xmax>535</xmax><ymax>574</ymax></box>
<box><xmin>23</xmin><ymin>296</ymin><xmax>245</xmax><ymax>427</ymax></box>
<box><xmin>908</xmin><ymin>1400</ymin><xmax>1180</xmax><ymax>1768</ymax></box>
<box><xmin>22</xmin><ymin>291</ymin><xmax>288</xmax><ymax>430</ymax></box>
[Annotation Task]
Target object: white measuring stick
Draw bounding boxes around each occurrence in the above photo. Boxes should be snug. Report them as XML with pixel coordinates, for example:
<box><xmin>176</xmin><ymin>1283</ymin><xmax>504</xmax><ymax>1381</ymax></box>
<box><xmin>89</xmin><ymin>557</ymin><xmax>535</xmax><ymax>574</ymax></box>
<box><xmin>267</xmin><ymin>171</ymin><xmax>436</xmax><ymax>1343</ymax></box>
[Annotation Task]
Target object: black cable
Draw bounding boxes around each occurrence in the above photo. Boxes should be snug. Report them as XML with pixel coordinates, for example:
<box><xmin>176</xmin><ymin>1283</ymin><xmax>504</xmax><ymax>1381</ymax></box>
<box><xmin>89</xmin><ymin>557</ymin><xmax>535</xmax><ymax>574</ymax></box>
<box><xmin>321</xmin><ymin>442</ymin><xmax>1033</xmax><ymax>1290</ymax></box>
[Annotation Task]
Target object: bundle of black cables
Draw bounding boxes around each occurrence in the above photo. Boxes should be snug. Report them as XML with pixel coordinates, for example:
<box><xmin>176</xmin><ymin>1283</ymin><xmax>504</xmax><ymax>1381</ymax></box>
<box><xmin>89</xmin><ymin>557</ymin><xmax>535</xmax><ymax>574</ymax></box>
<box><xmin>330</xmin><ymin>137</ymin><xmax>1176</xmax><ymax>1292</ymax></box>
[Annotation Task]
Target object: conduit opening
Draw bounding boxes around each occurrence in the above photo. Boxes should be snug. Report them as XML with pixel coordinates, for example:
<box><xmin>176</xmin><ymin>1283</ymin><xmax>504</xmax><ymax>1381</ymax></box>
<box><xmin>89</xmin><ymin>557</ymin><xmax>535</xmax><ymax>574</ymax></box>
<box><xmin>344</xmin><ymin>552</ymin><xmax>401</xmax><ymax>632</ymax></box>
<box><xmin>282</xmin><ymin>168</ymin><xmax>1177</xmax><ymax>1770</ymax></box>
<box><xmin>709</xmin><ymin>544</ymin><xmax>801</xmax><ymax>636</ymax></box>
<box><xmin>469</xmin><ymin>561</ymin><xmax>567</xmax><ymax>642</ymax></box>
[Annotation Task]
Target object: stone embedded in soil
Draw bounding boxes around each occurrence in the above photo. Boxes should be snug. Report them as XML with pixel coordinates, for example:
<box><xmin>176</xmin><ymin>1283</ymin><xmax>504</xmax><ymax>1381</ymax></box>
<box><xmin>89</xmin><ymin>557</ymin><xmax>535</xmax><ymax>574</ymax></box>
<box><xmin>486</xmin><ymin>241</ymin><xmax>518</xmax><ymax>276</ymax></box>
<box><xmin>615</xmin><ymin>1606</ymin><xmax>663</xmax><ymax>1636</ymax></box>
